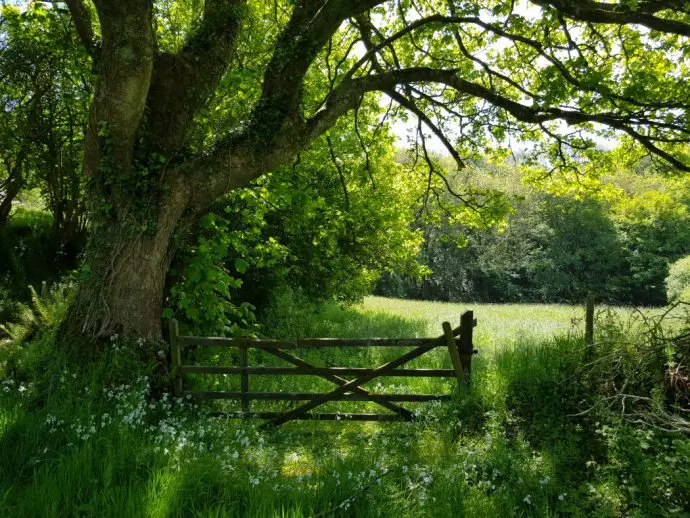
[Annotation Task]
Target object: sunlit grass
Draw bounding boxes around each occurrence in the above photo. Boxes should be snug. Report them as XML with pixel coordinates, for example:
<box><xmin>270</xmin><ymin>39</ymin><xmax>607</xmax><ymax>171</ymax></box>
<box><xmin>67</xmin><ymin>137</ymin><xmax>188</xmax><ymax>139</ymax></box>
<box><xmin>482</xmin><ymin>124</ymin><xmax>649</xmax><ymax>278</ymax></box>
<box><xmin>362</xmin><ymin>296</ymin><xmax>586</xmax><ymax>343</ymax></box>
<box><xmin>361</xmin><ymin>296</ymin><xmax>665</xmax><ymax>350</ymax></box>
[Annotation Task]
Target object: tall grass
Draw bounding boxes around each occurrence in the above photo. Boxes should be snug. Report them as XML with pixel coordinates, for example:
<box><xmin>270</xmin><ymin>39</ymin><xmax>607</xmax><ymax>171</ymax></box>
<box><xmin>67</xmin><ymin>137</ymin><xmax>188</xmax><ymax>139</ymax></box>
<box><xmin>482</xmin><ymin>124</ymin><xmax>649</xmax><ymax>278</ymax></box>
<box><xmin>0</xmin><ymin>295</ymin><xmax>688</xmax><ymax>517</ymax></box>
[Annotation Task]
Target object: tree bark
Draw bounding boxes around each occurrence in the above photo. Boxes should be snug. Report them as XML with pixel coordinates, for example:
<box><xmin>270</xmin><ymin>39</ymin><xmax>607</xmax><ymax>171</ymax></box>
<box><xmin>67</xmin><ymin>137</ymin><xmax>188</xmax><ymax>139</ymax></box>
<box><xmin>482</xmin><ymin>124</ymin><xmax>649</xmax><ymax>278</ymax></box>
<box><xmin>63</xmin><ymin>229</ymin><xmax>171</xmax><ymax>342</ymax></box>
<box><xmin>60</xmin><ymin>174</ymin><xmax>191</xmax><ymax>342</ymax></box>
<box><xmin>0</xmin><ymin>175</ymin><xmax>23</xmax><ymax>225</ymax></box>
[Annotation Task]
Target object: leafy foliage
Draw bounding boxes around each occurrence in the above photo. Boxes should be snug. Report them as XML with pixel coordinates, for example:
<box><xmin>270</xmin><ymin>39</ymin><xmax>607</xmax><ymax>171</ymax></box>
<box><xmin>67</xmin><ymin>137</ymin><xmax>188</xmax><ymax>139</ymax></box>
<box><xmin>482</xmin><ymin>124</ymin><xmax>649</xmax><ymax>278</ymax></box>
<box><xmin>0</xmin><ymin>281</ymin><xmax>74</xmax><ymax>363</ymax></box>
<box><xmin>166</xmin><ymin>190</ymin><xmax>286</xmax><ymax>336</ymax></box>
<box><xmin>166</xmin><ymin>117</ymin><xmax>430</xmax><ymax>333</ymax></box>
<box><xmin>667</xmin><ymin>256</ymin><xmax>690</xmax><ymax>302</ymax></box>
<box><xmin>0</xmin><ymin>3</ymin><xmax>90</xmax><ymax>240</ymax></box>
<box><xmin>614</xmin><ymin>190</ymin><xmax>690</xmax><ymax>304</ymax></box>
<box><xmin>379</xmin><ymin>157</ymin><xmax>690</xmax><ymax>305</ymax></box>
<box><xmin>0</xmin><ymin>208</ymin><xmax>78</xmax><ymax>308</ymax></box>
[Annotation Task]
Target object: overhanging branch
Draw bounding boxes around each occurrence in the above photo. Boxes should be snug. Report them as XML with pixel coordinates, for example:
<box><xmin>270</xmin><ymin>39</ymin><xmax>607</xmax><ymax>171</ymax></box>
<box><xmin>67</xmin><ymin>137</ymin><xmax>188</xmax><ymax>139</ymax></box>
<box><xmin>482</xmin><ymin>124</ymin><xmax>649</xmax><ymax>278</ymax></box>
<box><xmin>385</xmin><ymin>88</ymin><xmax>465</xmax><ymax>169</ymax></box>
<box><xmin>530</xmin><ymin>0</ymin><xmax>690</xmax><ymax>37</ymax></box>
<box><xmin>308</xmin><ymin>66</ymin><xmax>690</xmax><ymax>171</ymax></box>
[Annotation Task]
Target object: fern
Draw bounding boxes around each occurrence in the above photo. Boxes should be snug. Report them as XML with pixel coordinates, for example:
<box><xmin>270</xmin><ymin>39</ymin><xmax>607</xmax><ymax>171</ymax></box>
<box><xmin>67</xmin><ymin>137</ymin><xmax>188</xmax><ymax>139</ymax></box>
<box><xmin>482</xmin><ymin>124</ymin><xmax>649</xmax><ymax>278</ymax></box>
<box><xmin>0</xmin><ymin>281</ymin><xmax>74</xmax><ymax>348</ymax></box>
<box><xmin>0</xmin><ymin>303</ymin><xmax>37</xmax><ymax>345</ymax></box>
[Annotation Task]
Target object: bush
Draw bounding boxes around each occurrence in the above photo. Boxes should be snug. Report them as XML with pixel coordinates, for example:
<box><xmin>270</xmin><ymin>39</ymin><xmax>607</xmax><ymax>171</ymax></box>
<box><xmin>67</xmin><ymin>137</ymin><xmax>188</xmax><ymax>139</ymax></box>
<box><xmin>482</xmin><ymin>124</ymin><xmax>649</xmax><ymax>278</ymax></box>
<box><xmin>667</xmin><ymin>255</ymin><xmax>690</xmax><ymax>302</ymax></box>
<box><xmin>614</xmin><ymin>191</ymin><xmax>690</xmax><ymax>305</ymax></box>
<box><xmin>0</xmin><ymin>208</ymin><xmax>80</xmax><ymax>305</ymax></box>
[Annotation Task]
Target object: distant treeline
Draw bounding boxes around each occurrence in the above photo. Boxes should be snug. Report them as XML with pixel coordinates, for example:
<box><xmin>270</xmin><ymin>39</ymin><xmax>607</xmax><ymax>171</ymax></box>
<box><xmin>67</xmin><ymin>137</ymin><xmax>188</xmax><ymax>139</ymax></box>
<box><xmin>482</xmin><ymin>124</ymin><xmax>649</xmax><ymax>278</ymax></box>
<box><xmin>377</xmin><ymin>163</ymin><xmax>690</xmax><ymax>306</ymax></box>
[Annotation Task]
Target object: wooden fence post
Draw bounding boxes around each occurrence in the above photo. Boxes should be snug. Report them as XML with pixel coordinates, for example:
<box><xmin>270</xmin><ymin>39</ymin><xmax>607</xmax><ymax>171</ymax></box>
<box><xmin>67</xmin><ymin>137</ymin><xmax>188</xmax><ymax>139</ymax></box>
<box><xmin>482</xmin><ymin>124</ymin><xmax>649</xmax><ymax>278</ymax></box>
<box><xmin>585</xmin><ymin>293</ymin><xmax>595</xmax><ymax>353</ymax></box>
<box><xmin>443</xmin><ymin>321</ymin><xmax>466</xmax><ymax>391</ymax></box>
<box><xmin>459</xmin><ymin>311</ymin><xmax>474</xmax><ymax>385</ymax></box>
<box><xmin>169</xmin><ymin>319</ymin><xmax>182</xmax><ymax>398</ymax></box>
<box><xmin>240</xmin><ymin>345</ymin><xmax>249</xmax><ymax>413</ymax></box>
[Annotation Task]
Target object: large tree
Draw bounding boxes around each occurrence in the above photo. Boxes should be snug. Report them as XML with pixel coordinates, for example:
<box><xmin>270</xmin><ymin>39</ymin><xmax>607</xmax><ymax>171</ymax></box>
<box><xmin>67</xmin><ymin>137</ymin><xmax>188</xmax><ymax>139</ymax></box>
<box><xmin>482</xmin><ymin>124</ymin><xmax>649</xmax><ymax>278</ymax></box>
<box><xmin>53</xmin><ymin>0</ymin><xmax>690</xmax><ymax>341</ymax></box>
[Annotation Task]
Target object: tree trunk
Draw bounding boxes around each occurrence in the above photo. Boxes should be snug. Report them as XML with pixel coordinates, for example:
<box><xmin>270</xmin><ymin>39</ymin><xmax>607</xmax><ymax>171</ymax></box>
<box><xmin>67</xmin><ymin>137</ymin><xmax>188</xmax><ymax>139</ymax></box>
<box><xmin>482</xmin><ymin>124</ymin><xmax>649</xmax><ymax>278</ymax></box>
<box><xmin>61</xmin><ymin>227</ymin><xmax>169</xmax><ymax>342</ymax></box>
<box><xmin>60</xmin><ymin>179</ymin><xmax>190</xmax><ymax>343</ymax></box>
<box><xmin>0</xmin><ymin>175</ymin><xmax>23</xmax><ymax>225</ymax></box>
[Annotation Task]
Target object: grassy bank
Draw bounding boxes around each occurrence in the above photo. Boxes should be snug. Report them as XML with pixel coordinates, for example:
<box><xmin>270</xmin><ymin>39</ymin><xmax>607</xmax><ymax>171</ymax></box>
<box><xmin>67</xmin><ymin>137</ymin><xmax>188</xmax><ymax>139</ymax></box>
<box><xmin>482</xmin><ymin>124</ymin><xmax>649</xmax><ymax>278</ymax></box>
<box><xmin>1</xmin><ymin>297</ymin><xmax>688</xmax><ymax>516</ymax></box>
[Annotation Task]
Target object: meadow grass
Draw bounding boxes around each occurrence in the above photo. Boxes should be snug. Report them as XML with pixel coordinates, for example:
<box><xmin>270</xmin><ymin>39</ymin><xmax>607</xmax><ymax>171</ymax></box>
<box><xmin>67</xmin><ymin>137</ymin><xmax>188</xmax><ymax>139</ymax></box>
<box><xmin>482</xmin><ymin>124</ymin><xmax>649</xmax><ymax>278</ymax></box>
<box><xmin>0</xmin><ymin>297</ymin><xmax>688</xmax><ymax>517</ymax></box>
<box><xmin>362</xmin><ymin>296</ymin><xmax>585</xmax><ymax>346</ymax></box>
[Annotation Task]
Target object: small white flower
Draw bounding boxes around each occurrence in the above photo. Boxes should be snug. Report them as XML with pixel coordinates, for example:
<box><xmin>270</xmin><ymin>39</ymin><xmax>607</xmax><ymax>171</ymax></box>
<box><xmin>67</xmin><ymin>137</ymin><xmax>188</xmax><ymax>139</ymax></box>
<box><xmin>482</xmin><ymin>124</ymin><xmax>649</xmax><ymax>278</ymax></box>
<box><xmin>524</xmin><ymin>495</ymin><xmax>531</xmax><ymax>505</ymax></box>
<box><xmin>558</xmin><ymin>493</ymin><xmax>566</xmax><ymax>501</ymax></box>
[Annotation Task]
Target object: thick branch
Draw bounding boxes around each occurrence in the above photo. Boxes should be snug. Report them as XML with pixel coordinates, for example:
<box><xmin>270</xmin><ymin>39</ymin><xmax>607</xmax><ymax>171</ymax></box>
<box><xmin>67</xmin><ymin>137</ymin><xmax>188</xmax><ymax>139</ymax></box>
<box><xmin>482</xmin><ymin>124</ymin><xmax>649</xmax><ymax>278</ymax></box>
<box><xmin>64</xmin><ymin>0</ymin><xmax>99</xmax><ymax>59</ymax></box>
<box><xmin>84</xmin><ymin>0</ymin><xmax>155</xmax><ymax>189</ymax></box>
<box><xmin>386</xmin><ymin>89</ymin><xmax>465</xmax><ymax>169</ymax></box>
<box><xmin>309</xmin><ymin>67</ymin><xmax>690</xmax><ymax>171</ymax></box>
<box><xmin>247</xmin><ymin>0</ymin><xmax>386</xmax><ymax>150</ymax></box>
<box><xmin>147</xmin><ymin>0</ymin><xmax>247</xmax><ymax>154</ymax></box>
<box><xmin>530</xmin><ymin>0</ymin><xmax>690</xmax><ymax>37</ymax></box>
<box><xmin>348</xmin><ymin>14</ymin><xmax>689</xmax><ymax>111</ymax></box>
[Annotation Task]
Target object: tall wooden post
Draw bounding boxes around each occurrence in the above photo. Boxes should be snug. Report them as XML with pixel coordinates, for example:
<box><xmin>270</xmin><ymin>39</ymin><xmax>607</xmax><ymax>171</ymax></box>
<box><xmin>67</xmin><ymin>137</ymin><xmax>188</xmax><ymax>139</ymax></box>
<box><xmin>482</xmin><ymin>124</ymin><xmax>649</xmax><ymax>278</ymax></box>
<box><xmin>240</xmin><ymin>345</ymin><xmax>249</xmax><ymax>413</ymax></box>
<box><xmin>443</xmin><ymin>321</ymin><xmax>466</xmax><ymax>391</ymax></box>
<box><xmin>585</xmin><ymin>293</ymin><xmax>595</xmax><ymax>354</ymax></box>
<box><xmin>169</xmin><ymin>318</ymin><xmax>182</xmax><ymax>398</ymax></box>
<box><xmin>459</xmin><ymin>311</ymin><xmax>474</xmax><ymax>385</ymax></box>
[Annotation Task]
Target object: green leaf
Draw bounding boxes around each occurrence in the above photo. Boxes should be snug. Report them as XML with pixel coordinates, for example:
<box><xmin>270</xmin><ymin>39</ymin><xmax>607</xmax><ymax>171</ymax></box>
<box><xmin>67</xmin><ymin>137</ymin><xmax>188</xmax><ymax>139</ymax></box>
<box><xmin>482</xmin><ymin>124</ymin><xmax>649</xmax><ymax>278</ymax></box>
<box><xmin>234</xmin><ymin>258</ymin><xmax>249</xmax><ymax>274</ymax></box>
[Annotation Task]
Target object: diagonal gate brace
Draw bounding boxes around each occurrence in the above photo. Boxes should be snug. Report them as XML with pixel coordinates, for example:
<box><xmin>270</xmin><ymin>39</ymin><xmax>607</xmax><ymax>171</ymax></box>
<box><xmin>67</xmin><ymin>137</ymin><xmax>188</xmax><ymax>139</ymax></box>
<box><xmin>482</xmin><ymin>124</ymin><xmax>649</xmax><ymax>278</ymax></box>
<box><xmin>260</xmin><ymin>326</ymin><xmax>461</xmax><ymax>430</ymax></box>
<box><xmin>264</xmin><ymin>348</ymin><xmax>414</xmax><ymax>419</ymax></box>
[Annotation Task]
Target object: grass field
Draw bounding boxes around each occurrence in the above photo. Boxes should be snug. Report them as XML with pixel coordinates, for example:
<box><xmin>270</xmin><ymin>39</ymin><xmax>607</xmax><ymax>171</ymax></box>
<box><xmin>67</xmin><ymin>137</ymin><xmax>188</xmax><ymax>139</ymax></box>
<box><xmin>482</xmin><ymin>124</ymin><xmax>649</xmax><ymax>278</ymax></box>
<box><xmin>362</xmin><ymin>296</ymin><xmax>585</xmax><ymax>345</ymax></box>
<box><xmin>1</xmin><ymin>296</ymin><xmax>688</xmax><ymax>517</ymax></box>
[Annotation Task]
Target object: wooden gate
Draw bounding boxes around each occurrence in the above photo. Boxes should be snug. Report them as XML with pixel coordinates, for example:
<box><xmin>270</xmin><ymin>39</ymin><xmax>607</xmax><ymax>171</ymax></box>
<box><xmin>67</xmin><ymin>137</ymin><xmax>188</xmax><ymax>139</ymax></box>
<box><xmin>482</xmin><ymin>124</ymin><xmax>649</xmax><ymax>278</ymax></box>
<box><xmin>169</xmin><ymin>311</ymin><xmax>476</xmax><ymax>429</ymax></box>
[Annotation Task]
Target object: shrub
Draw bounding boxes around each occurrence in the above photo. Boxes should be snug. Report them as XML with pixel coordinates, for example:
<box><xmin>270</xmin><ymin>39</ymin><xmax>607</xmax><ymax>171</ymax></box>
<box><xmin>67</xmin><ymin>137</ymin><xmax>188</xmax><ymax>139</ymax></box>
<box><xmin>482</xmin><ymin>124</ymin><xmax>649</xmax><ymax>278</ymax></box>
<box><xmin>0</xmin><ymin>208</ymin><xmax>80</xmax><ymax>305</ymax></box>
<box><xmin>666</xmin><ymin>255</ymin><xmax>690</xmax><ymax>302</ymax></box>
<box><xmin>584</xmin><ymin>306</ymin><xmax>690</xmax><ymax>433</ymax></box>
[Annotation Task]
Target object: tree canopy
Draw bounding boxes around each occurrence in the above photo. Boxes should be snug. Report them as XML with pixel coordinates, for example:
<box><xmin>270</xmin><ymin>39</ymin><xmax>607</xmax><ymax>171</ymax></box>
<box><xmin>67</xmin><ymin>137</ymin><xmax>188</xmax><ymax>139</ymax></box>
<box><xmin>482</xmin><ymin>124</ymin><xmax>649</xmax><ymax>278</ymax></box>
<box><xmin>3</xmin><ymin>0</ymin><xmax>690</xmax><ymax>341</ymax></box>
<box><xmin>67</xmin><ymin>0</ymin><xmax>690</xmax><ymax>196</ymax></box>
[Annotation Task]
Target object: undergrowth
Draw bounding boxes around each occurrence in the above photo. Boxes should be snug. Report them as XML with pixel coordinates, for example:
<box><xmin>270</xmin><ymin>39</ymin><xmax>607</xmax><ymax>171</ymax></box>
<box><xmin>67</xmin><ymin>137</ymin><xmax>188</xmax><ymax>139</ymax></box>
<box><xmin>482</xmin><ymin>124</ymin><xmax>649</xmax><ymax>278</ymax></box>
<box><xmin>0</xmin><ymin>293</ymin><xmax>689</xmax><ymax>517</ymax></box>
